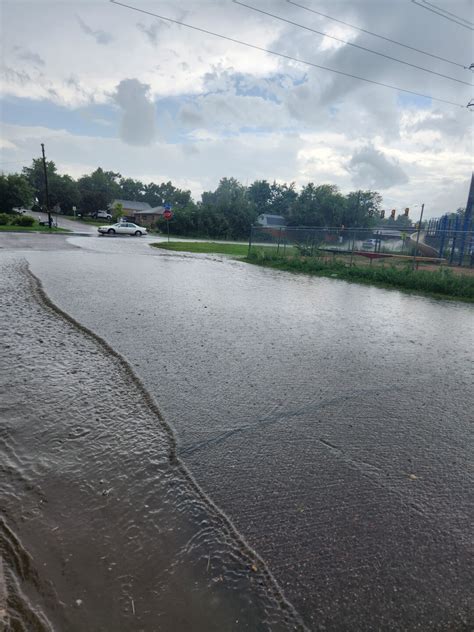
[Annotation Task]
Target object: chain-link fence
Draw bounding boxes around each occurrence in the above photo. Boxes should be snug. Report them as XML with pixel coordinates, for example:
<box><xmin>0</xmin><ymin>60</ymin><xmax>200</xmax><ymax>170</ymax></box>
<box><xmin>248</xmin><ymin>226</ymin><xmax>474</xmax><ymax>268</ymax></box>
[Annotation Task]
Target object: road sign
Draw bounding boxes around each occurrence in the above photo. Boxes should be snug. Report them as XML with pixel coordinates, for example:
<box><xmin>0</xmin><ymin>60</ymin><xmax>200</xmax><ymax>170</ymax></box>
<box><xmin>163</xmin><ymin>209</ymin><xmax>173</xmax><ymax>220</ymax></box>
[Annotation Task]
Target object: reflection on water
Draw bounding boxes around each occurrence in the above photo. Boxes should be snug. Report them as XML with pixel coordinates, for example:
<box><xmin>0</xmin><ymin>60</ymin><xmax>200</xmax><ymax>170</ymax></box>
<box><xmin>15</xmin><ymin>238</ymin><xmax>474</xmax><ymax>629</ymax></box>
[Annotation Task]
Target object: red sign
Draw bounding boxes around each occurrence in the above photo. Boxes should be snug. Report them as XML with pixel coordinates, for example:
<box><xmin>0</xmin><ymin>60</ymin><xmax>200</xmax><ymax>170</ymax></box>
<box><xmin>163</xmin><ymin>210</ymin><xmax>173</xmax><ymax>220</ymax></box>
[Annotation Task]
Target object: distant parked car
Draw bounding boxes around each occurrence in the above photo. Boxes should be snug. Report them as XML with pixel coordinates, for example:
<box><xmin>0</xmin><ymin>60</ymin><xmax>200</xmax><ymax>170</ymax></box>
<box><xmin>362</xmin><ymin>239</ymin><xmax>377</xmax><ymax>251</ymax></box>
<box><xmin>92</xmin><ymin>210</ymin><xmax>112</xmax><ymax>220</ymax></box>
<box><xmin>98</xmin><ymin>222</ymin><xmax>147</xmax><ymax>236</ymax></box>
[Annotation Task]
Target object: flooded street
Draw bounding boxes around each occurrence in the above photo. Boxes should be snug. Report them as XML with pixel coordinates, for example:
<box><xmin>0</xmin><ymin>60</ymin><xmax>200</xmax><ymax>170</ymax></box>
<box><xmin>1</xmin><ymin>233</ymin><xmax>473</xmax><ymax>630</ymax></box>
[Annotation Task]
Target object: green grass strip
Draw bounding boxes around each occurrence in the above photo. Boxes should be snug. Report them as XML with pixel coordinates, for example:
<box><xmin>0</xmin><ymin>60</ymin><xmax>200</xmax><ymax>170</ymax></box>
<box><xmin>150</xmin><ymin>241</ymin><xmax>474</xmax><ymax>302</ymax></box>
<box><xmin>245</xmin><ymin>253</ymin><xmax>474</xmax><ymax>302</ymax></box>
<box><xmin>151</xmin><ymin>241</ymin><xmax>251</xmax><ymax>256</ymax></box>
<box><xmin>0</xmin><ymin>224</ymin><xmax>70</xmax><ymax>233</ymax></box>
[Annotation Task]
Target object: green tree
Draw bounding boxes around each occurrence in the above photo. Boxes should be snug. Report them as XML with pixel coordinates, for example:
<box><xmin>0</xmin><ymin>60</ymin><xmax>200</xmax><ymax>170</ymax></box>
<box><xmin>22</xmin><ymin>158</ymin><xmax>55</xmax><ymax>205</ymax></box>
<box><xmin>112</xmin><ymin>202</ymin><xmax>124</xmax><ymax>221</ymax></box>
<box><xmin>201</xmin><ymin>177</ymin><xmax>258</xmax><ymax>239</ymax></box>
<box><xmin>119</xmin><ymin>178</ymin><xmax>145</xmax><ymax>201</ymax></box>
<box><xmin>22</xmin><ymin>159</ymin><xmax>80</xmax><ymax>212</ymax></box>
<box><xmin>247</xmin><ymin>180</ymin><xmax>272</xmax><ymax>214</ymax></box>
<box><xmin>291</xmin><ymin>183</ymin><xmax>345</xmax><ymax>227</ymax></box>
<box><xmin>77</xmin><ymin>168</ymin><xmax>121</xmax><ymax>214</ymax></box>
<box><xmin>143</xmin><ymin>181</ymin><xmax>192</xmax><ymax>208</ymax></box>
<box><xmin>270</xmin><ymin>181</ymin><xmax>298</xmax><ymax>217</ymax></box>
<box><xmin>0</xmin><ymin>173</ymin><xmax>34</xmax><ymax>213</ymax></box>
<box><xmin>344</xmin><ymin>190</ymin><xmax>382</xmax><ymax>227</ymax></box>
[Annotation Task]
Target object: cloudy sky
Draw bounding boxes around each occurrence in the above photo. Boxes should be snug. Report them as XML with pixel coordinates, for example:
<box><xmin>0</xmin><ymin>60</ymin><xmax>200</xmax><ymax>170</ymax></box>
<box><xmin>1</xmin><ymin>0</ymin><xmax>472</xmax><ymax>217</ymax></box>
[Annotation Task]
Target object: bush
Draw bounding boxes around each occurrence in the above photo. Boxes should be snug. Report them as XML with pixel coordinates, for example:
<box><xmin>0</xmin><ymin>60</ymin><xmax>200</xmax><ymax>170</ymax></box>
<box><xmin>0</xmin><ymin>213</ymin><xmax>10</xmax><ymax>225</ymax></box>
<box><xmin>16</xmin><ymin>214</ymin><xmax>35</xmax><ymax>227</ymax></box>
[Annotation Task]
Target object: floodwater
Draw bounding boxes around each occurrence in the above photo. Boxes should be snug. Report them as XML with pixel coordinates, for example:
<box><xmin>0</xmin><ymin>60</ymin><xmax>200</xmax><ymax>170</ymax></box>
<box><xmin>0</xmin><ymin>256</ymin><xmax>303</xmax><ymax>631</ymax></box>
<box><xmin>2</xmin><ymin>233</ymin><xmax>474</xmax><ymax>630</ymax></box>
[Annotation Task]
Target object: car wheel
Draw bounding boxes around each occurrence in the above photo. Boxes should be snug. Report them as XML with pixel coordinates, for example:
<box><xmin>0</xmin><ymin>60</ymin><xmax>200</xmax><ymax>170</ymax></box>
<box><xmin>107</xmin><ymin>228</ymin><xmax>115</xmax><ymax>234</ymax></box>
<box><xmin>134</xmin><ymin>230</ymin><xmax>142</xmax><ymax>236</ymax></box>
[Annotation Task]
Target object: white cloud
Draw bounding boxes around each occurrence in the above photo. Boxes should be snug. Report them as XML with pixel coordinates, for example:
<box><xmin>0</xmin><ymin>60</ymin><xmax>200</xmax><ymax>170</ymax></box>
<box><xmin>112</xmin><ymin>79</ymin><xmax>156</xmax><ymax>146</ymax></box>
<box><xmin>0</xmin><ymin>0</ymin><xmax>472</xmax><ymax>217</ymax></box>
<box><xmin>347</xmin><ymin>144</ymin><xmax>409</xmax><ymax>189</ymax></box>
<box><xmin>76</xmin><ymin>15</ymin><xmax>113</xmax><ymax>45</ymax></box>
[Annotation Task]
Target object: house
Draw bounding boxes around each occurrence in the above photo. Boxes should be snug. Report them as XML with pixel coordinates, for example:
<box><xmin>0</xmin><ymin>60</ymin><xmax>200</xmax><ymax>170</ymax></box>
<box><xmin>257</xmin><ymin>214</ymin><xmax>286</xmax><ymax>228</ymax></box>
<box><xmin>109</xmin><ymin>200</ymin><xmax>166</xmax><ymax>227</ymax></box>
<box><xmin>130</xmin><ymin>207</ymin><xmax>166</xmax><ymax>227</ymax></box>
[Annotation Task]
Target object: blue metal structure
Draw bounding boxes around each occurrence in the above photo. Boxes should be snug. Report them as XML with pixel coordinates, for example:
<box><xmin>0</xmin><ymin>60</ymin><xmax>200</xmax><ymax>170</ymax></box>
<box><xmin>457</xmin><ymin>173</ymin><xmax>474</xmax><ymax>265</ymax></box>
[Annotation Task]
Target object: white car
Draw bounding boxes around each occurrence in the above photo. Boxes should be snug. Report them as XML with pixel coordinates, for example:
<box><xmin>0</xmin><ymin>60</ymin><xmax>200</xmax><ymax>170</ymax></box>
<box><xmin>98</xmin><ymin>222</ymin><xmax>148</xmax><ymax>236</ymax></box>
<box><xmin>94</xmin><ymin>210</ymin><xmax>113</xmax><ymax>220</ymax></box>
<box><xmin>362</xmin><ymin>238</ymin><xmax>377</xmax><ymax>250</ymax></box>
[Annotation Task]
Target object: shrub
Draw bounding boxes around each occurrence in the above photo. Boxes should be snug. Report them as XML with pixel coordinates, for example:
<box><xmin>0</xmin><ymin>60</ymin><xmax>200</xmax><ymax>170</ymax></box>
<box><xmin>0</xmin><ymin>213</ymin><xmax>10</xmax><ymax>225</ymax></box>
<box><xmin>16</xmin><ymin>214</ymin><xmax>35</xmax><ymax>227</ymax></box>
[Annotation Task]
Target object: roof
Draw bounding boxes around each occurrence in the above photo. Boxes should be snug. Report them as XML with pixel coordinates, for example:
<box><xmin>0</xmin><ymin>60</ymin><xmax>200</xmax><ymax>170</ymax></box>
<box><xmin>111</xmin><ymin>199</ymin><xmax>151</xmax><ymax>211</ymax></box>
<box><xmin>258</xmin><ymin>214</ymin><xmax>286</xmax><ymax>226</ymax></box>
<box><xmin>132</xmin><ymin>206</ymin><xmax>165</xmax><ymax>215</ymax></box>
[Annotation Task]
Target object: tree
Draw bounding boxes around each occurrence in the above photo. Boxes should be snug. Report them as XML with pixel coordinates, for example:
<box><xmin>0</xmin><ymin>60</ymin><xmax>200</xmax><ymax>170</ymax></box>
<box><xmin>0</xmin><ymin>173</ymin><xmax>34</xmax><ymax>213</ymax></box>
<box><xmin>112</xmin><ymin>202</ymin><xmax>124</xmax><ymax>221</ymax></box>
<box><xmin>77</xmin><ymin>168</ymin><xmax>121</xmax><ymax>214</ymax></box>
<box><xmin>247</xmin><ymin>180</ymin><xmax>272</xmax><ymax>214</ymax></box>
<box><xmin>344</xmin><ymin>190</ymin><xmax>382</xmax><ymax>227</ymax></box>
<box><xmin>143</xmin><ymin>181</ymin><xmax>192</xmax><ymax>208</ymax></box>
<box><xmin>291</xmin><ymin>183</ymin><xmax>346</xmax><ymax>227</ymax></box>
<box><xmin>269</xmin><ymin>181</ymin><xmax>298</xmax><ymax>217</ymax></box>
<box><xmin>200</xmin><ymin>177</ymin><xmax>258</xmax><ymax>239</ymax></box>
<box><xmin>22</xmin><ymin>159</ymin><xmax>80</xmax><ymax>212</ymax></box>
<box><xmin>119</xmin><ymin>178</ymin><xmax>145</xmax><ymax>201</ymax></box>
<box><xmin>23</xmin><ymin>158</ymin><xmax>55</xmax><ymax>205</ymax></box>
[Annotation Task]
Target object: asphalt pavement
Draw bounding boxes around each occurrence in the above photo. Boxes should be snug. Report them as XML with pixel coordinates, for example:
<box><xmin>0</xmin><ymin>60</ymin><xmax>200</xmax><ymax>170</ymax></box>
<box><xmin>1</xmin><ymin>231</ymin><xmax>473</xmax><ymax>631</ymax></box>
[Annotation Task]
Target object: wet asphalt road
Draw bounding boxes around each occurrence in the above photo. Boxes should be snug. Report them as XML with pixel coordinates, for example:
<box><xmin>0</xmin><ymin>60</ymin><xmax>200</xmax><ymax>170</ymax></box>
<box><xmin>2</xmin><ymin>232</ymin><xmax>474</xmax><ymax>630</ymax></box>
<box><xmin>1</xmin><ymin>257</ymin><xmax>300</xmax><ymax>632</ymax></box>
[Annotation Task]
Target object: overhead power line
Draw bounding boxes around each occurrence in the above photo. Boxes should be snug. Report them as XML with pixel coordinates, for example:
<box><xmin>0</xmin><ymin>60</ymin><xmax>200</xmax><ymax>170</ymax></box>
<box><xmin>234</xmin><ymin>0</ymin><xmax>472</xmax><ymax>86</ymax></box>
<box><xmin>109</xmin><ymin>0</ymin><xmax>466</xmax><ymax>107</ymax></box>
<box><xmin>411</xmin><ymin>0</ymin><xmax>474</xmax><ymax>30</ymax></box>
<box><xmin>286</xmin><ymin>0</ymin><xmax>468</xmax><ymax>69</ymax></box>
<box><xmin>421</xmin><ymin>0</ymin><xmax>474</xmax><ymax>27</ymax></box>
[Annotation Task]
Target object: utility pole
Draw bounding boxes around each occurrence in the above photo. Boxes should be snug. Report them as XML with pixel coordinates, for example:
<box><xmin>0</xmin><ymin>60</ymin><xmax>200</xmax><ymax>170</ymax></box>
<box><xmin>41</xmin><ymin>143</ymin><xmax>52</xmax><ymax>229</ymax></box>
<box><xmin>412</xmin><ymin>203</ymin><xmax>425</xmax><ymax>270</ymax></box>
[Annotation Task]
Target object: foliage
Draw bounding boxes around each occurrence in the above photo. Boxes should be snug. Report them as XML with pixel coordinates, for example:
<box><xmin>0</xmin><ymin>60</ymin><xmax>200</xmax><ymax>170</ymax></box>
<box><xmin>77</xmin><ymin>167</ymin><xmax>121</xmax><ymax>214</ymax></box>
<box><xmin>119</xmin><ymin>177</ymin><xmax>145</xmax><ymax>201</ymax></box>
<box><xmin>16</xmin><ymin>214</ymin><xmax>35</xmax><ymax>226</ymax></box>
<box><xmin>152</xmin><ymin>241</ymin><xmax>251</xmax><ymax>256</ymax></box>
<box><xmin>0</xmin><ymin>213</ymin><xmax>10</xmax><ymax>225</ymax></box>
<box><xmin>22</xmin><ymin>159</ymin><xmax>80</xmax><ymax>212</ymax></box>
<box><xmin>112</xmin><ymin>202</ymin><xmax>124</xmax><ymax>221</ymax></box>
<box><xmin>142</xmin><ymin>181</ymin><xmax>192</xmax><ymax>208</ymax></box>
<box><xmin>0</xmin><ymin>173</ymin><xmax>34</xmax><ymax>213</ymax></box>
<box><xmin>344</xmin><ymin>190</ymin><xmax>382</xmax><ymax>227</ymax></box>
<box><xmin>246</xmin><ymin>252</ymin><xmax>474</xmax><ymax>301</ymax></box>
<box><xmin>4</xmin><ymin>160</ymin><xmax>426</xmax><ymax>240</ymax></box>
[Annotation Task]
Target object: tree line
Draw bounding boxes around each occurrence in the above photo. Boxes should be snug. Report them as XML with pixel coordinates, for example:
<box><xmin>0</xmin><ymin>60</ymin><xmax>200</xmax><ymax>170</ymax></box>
<box><xmin>0</xmin><ymin>159</ymin><xmax>414</xmax><ymax>238</ymax></box>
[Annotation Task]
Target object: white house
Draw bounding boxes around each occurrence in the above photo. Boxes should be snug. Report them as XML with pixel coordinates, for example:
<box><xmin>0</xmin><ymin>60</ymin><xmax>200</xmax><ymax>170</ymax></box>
<box><xmin>257</xmin><ymin>214</ymin><xmax>286</xmax><ymax>228</ymax></box>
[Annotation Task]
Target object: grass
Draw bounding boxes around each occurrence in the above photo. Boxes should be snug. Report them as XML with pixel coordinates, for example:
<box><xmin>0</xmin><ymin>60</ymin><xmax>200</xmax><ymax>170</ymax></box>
<box><xmin>151</xmin><ymin>241</ymin><xmax>296</xmax><ymax>257</ymax></box>
<box><xmin>150</xmin><ymin>240</ymin><xmax>474</xmax><ymax>301</ymax></box>
<box><xmin>245</xmin><ymin>252</ymin><xmax>474</xmax><ymax>302</ymax></box>
<box><xmin>0</xmin><ymin>222</ymin><xmax>69</xmax><ymax>233</ymax></box>
<box><xmin>60</xmin><ymin>214</ymin><xmax>109</xmax><ymax>226</ymax></box>
<box><xmin>152</xmin><ymin>241</ymin><xmax>251</xmax><ymax>256</ymax></box>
